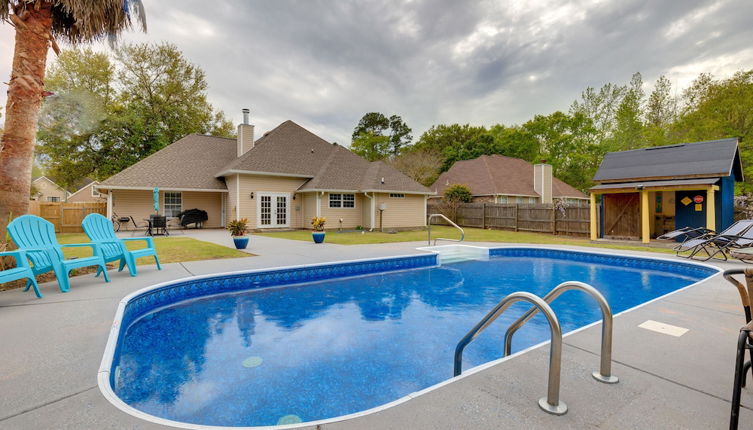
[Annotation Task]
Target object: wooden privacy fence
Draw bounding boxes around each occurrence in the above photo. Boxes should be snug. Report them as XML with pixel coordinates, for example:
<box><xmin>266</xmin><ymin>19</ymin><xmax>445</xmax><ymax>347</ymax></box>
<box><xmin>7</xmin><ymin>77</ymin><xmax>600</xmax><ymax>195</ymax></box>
<box><xmin>28</xmin><ymin>201</ymin><xmax>107</xmax><ymax>233</ymax></box>
<box><xmin>428</xmin><ymin>203</ymin><xmax>591</xmax><ymax>236</ymax></box>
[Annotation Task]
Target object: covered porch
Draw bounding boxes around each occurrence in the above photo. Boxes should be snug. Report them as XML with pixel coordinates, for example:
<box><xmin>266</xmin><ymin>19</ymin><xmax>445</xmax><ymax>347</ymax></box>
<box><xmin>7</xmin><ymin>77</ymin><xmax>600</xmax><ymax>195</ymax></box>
<box><xmin>589</xmin><ymin>179</ymin><xmax>721</xmax><ymax>244</ymax></box>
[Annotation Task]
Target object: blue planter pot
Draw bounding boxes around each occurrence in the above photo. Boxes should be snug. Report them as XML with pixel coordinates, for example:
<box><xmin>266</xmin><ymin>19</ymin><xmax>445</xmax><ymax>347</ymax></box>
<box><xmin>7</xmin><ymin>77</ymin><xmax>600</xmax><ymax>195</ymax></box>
<box><xmin>312</xmin><ymin>232</ymin><xmax>326</xmax><ymax>244</ymax></box>
<box><xmin>233</xmin><ymin>236</ymin><xmax>249</xmax><ymax>249</ymax></box>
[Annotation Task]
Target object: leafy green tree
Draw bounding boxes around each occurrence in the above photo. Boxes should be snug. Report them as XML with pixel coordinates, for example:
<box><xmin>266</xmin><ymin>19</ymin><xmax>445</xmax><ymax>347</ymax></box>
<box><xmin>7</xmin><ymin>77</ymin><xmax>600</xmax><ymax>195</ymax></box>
<box><xmin>608</xmin><ymin>72</ymin><xmax>644</xmax><ymax>151</ymax></box>
<box><xmin>521</xmin><ymin>111</ymin><xmax>600</xmax><ymax>190</ymax></box>
<box><xmin>35</xmin><ymin>43</ymin><xmax>234</xmax><ymax>187</ymax></box>
<box><xmin>351</xmin><ymin>131</ymin><xmax>390</xmax><ymax>161</ymax></box>
<box><xmin>643</xmin><ymin>75</ymin><xmax>677</xmax><ymax>147</ymax></box>
<box><xmin>351</xmin><ymin>112</ymin><xmax>412</xmax><ymax>157</ymax></box>
<box><xmin>444</xmin><ymin>184</ymin><xmax>473</xmax><ymax>203</ymax></box>
<box><xmin>672</xmin><ymin>70</ymin><xmax>753</xmax><ymax>191</ymax></box>
<box><xmin>488</xmin><ymin>124</ymin><xmax>539</xmax><ymax>161</ymax></box>
<box><xmin>412</xmin><ymin>123</ymin><xmax>487</xmax><ymax>154</ymax></box>
<box><xmin>441</xmin><ymin>133</ymin><xmax>502</xmax><ymax>171</ymax></box>
<box><xmin>570</xmin><ymin>82</ymin><xmax>625</xmax><ymax>147</ymax></box>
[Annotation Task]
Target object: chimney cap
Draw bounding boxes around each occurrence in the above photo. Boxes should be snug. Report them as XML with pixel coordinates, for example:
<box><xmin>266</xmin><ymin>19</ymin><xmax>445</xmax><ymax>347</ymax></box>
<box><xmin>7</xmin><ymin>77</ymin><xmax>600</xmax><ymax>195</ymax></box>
<box><xmin>241</xmin><ymin>108</ymin><xmax>250</xmax><ymax>114</ymax></box>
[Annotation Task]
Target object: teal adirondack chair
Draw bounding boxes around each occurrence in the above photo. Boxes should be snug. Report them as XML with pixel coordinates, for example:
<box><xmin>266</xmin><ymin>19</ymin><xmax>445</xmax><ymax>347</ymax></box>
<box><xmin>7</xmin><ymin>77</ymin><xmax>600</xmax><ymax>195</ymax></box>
<box><xmin>0</xmin><ymin>250</ymin><xmax>42</xmax><ymax>298</ymax></box>
<box><xmin>82</xmin><ymin>213</ymin><xmax>161</xmax><ymax>277</ymax></box>
<box><xmin>7</xmin><ymin>215</ymin><xmax>110</xmax><ymax>293</ymax></box>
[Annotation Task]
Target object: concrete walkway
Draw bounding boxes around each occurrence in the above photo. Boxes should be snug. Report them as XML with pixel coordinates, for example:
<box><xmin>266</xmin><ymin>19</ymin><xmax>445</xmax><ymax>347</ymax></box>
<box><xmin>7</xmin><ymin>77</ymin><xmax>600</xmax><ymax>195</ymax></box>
<box><xmin>0</xmin><ymin>236</ymin><xmax>752</xmax><ymax>429</ymax></box>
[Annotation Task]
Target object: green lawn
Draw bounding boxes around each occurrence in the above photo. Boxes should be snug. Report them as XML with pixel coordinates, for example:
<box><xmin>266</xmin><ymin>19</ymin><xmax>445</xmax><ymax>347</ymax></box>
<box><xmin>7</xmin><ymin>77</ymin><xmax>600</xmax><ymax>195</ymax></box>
<box><xmin>57</xmin><ymin>233</ymin><xmax>250</xmax><ymax>264</ymax></box>
<box><xmin>259</xmin><ymin>226</ymin><xmax>675</xmax><ymax>254</ymax></box>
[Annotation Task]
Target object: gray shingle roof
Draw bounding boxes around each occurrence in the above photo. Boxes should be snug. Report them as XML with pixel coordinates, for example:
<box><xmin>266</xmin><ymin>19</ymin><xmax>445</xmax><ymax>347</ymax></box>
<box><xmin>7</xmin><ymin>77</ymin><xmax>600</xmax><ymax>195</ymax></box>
<box><xmin>101</xmin><ymin>120</ymin><xmax>430</xmax><ymax>194</ymax></box>
<box><xmin>430</xmin><ymin>155</ymin><xmax>586</xmax><ymax>199</ymax></box>
<box><xmin>593</xmin><ymin>138</ymin><xmax>743</xmax><ymax>183</ymax></box>
<box><xmin>99</xmin><ymin>134</ymin><xmax>236</xmax><ymax>190</ymax></box>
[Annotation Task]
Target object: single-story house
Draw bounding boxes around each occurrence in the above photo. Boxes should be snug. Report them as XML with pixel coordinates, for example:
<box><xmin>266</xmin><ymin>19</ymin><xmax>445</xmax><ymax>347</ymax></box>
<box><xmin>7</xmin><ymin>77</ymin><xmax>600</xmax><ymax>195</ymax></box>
<box><xmin>429</xmin><ymin>154</ymin><xmax>587</xmax><ymax>204</ymax></box>
<box><xmin>97</xmin><ymin>113</ymin><xmax>433</xmax><ymax>231</ymax></box>
<box><xmin>67</xmin><ymin>179</ymin><xmax>106</xmax><ymax>203</ymax></box>
<box><xmin>31</xmin><ymin>176</ymin><xmax>69</xmax><ymax>202</ymax></box>
<box><xmin>589</xmin><ymin>138</ymin><xmax>743</xmax><ymax>243</ymax></box>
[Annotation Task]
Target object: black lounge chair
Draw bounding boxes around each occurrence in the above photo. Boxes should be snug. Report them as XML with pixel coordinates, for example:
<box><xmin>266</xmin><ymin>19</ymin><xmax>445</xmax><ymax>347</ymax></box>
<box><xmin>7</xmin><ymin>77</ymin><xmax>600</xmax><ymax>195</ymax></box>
<box><xmin>657</xmin><ymin>226</ymin><xmax>714</xmax><ymax>241</ymax></box>
<box><xmin>675</xmin><ymin>220</ymin><xmax>753</xmax><ymax>261</ymax></box>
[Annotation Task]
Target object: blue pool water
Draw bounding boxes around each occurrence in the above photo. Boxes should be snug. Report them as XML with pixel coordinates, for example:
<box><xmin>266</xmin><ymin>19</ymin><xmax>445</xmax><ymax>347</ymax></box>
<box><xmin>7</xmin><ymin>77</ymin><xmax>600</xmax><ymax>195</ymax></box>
<box><xmin>109</xmin><ymin>250</ymin><xmax>716</xmax><ymax>427</ymax></box>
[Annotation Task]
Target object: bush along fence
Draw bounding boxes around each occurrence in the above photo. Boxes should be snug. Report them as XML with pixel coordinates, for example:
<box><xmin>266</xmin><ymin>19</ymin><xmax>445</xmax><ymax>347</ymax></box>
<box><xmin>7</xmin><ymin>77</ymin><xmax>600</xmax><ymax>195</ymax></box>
<box><xmin>427</xmin><ymin>203</ymin><xmax>591</xmax><ymax>236</ymax></box>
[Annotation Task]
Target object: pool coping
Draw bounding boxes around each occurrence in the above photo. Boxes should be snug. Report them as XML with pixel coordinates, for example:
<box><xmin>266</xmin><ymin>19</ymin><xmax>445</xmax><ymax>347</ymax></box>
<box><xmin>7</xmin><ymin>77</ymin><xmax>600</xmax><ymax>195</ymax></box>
<box><xmin>97</xmin><ymin>245</ymin><xmax>722</xmax><ymax>430</ymax></box>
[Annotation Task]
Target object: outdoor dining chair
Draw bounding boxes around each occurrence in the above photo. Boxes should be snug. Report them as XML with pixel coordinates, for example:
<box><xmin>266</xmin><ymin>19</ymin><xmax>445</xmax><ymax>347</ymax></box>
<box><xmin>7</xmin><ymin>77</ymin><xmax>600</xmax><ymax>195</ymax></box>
<box><xmin>7</xmin><ymin>215</ymin><xmax>110</xmax><ymax>293</ymax></box>
<box><xmin>0</xmin><ymin>250</ymin><xmax>42</xmax><ymax>298</ymax></box>
<box><xmin>82</xmin><ymin>214</ymin><xmax>161</xmax><ymax>277</ymax></box>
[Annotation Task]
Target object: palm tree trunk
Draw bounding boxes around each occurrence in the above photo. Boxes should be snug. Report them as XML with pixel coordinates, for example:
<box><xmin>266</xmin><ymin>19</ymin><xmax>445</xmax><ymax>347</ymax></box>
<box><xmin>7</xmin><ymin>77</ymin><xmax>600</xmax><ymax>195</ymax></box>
<box><xmin>0</xmin><ymin>3</ymin><xmax>53</xmax><ymax>239</ymax></box>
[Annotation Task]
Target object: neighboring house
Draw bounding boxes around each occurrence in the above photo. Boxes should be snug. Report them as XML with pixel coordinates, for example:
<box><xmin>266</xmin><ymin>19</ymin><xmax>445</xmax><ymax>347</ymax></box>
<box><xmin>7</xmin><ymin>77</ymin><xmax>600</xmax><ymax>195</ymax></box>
<box><xmin>97</xmin><ymin>114</ymin><xmax>432</xmax><ymax>230</ymax></box>
<box><xmin>430</xmin><ymin>155</ymin><xmax>587</xmax><ymax>204</ymax></box>
<box><xmin>31</xmin><ymin>176</ymin><xmax>69</xmax><ymax>202</ymax></box>
<box><xmin>67</xmin><ymin>179</ymin><xmax>106</xmax><ymax>203</ymax></box>
<box><xmin>589</xmin><ymin>138</ymin><xmax>743</xmax><ymax>243</ymax></box>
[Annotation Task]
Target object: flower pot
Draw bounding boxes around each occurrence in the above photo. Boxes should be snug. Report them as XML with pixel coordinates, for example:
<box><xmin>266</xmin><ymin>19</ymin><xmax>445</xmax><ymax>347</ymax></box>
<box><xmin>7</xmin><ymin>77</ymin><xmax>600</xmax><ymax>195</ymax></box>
<box><xmin>312</xmin><ymin>231</ymin><xmax>326</xmax><ymax>244</ymax></box>
<box><xmin>233</xmin><ymin>236</ymin><xmax>249</xmax><ymax>249</ymax></box>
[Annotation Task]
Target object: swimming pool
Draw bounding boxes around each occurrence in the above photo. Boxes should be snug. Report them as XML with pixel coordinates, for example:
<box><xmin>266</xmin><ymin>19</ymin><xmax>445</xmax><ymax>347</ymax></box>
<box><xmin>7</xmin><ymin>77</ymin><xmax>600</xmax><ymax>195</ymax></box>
<box><xmin>99</xmin><ymin>247</ymin><xmax>718</xmax><ymax>428</ymax></box>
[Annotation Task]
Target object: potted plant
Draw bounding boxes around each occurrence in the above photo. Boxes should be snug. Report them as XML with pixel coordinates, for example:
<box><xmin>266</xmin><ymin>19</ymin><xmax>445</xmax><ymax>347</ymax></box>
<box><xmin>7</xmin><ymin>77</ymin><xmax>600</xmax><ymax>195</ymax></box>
<box><xmin>311</xmin><ymin>216</ymin><xmax>326</xmax><ymax>243</ymax></box>
<box><xmin>227</xmin><ymin>218</ymin><xmax>250</xmax><ymax>249</ymax></box>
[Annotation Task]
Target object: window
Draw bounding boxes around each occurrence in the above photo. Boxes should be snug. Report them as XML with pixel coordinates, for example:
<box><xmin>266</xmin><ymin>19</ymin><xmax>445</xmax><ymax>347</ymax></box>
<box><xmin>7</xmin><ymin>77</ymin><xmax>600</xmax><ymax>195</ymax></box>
<box><xmin>91</xmin><ymin>186</ymin><xmax>100</xmax><ymax>198</ymax></box>
<box><xmin>47</xmin><ymin>196</ymin><xmax>60</xmax><ymax>202</ymax></box>
<box><xmin>529</xmin><ymin>197</ymin><xmax>537</xmax><ymax>203</ymax></box>
<box><xmin>389</xmin><ymin>193</ymin><xmax>405</xmax><ymax>198</ymax></box>
<box><xmin>329</xmin><ymin>193</ymin><xmax>355</xmax><ymax>208</ymax></box>
<box><xmin>164</xmin><ymin>192</ymin><xmax>182</xmax><ymax>217</ymax></box>
<box><xmin>516</xmin><ymin>196</ymin><xmax>524</xmax><ymax>203</ymax></box>
<box><xmin>497</xmin><ymin>196</ymin><xmax>508</xmax><ymax>203</ymax></box>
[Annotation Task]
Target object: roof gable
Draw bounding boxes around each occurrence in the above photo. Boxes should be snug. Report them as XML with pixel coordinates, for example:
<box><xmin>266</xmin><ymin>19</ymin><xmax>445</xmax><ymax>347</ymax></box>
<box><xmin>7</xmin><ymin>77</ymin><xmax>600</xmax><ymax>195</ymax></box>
<box><xmin>593</xmin><ymin>138</ymin><xmax>743</xmax><ymax>183</ymax></box>
<box><xmin>430</xmin><ymin>155</ymin><xmax>586</xmax><ymax>199</ymax></box>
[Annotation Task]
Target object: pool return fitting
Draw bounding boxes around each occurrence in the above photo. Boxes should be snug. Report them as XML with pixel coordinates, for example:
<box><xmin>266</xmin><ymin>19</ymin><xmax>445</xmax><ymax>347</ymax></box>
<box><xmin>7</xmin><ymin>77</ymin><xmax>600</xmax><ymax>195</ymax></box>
<box><xmin>453</xmin><ymin>281</ymin><xmax>618</xmax><ymax>416</ymax></box>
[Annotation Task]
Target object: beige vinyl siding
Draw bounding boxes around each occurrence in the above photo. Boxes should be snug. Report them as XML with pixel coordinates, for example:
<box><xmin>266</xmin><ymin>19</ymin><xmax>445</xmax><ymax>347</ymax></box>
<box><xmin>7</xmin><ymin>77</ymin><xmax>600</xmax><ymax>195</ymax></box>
<box><xmin>111</xmin><ymin>189</ymin><xmax>224</xmax><ymax>229</ymax></box>
<box><xmin>182</xmin><ymin>192</ymin><xmax>223</xmax><ymax>228</ymax></box>
<box><xmin>302</xmin><ymin>193</ymin><xmax>318</xmax><ymax>229</ymax></box>
<box><xmin>373</xmin><ymin>193</ymin><xmax>426</xmax><ymax>228</ymax></box>
<box><xmin>225</xmin><ymin>174</ymin><xmax>238</xmax><ymax>224</ymax></box>
<box><xmin>67</xmin><ymin>183</ymin><xmax>106</xmax><ymax>203</ymax></box>
<box><xmin>237</xmin><ymin>174</ymin><xmax>308</xmax><ymax>228</ymax></box>
<box><xmin>320</xmin><ymin>192</ymin><xmax>363</xmax><ymax>229</ymax></box>
<box><xmin>33</xmin><ymin>178</ymin><xmax>68</xmax><ymax>202</ymax></box>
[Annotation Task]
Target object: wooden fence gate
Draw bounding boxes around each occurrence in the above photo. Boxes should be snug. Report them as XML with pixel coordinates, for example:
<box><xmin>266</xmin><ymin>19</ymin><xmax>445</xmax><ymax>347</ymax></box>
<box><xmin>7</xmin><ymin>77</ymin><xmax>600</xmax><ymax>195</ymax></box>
<box><xmin>602</xmin><ymin>193</ymin><xmax>640</xmax><ymax>240</ymax></box>
<box><xmin>28</xmin><ymin>201</ymin><xmax>107</xmax><ymax>233</ymax></box>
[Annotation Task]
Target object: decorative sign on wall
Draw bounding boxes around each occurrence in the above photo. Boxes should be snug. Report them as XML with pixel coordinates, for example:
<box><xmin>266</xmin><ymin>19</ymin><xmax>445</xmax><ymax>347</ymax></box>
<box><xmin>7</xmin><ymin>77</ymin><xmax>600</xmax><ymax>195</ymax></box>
<box><xmin>681</xmin><ymin>196</ymin><xmax>692</xmax><ymax>206</ymax></box>
<box><xmin>693</xmin><ymin>195</ymin><xmax>704</xmax><ymax>204</ymax></box>
<box><xmin>695</xmin><ymin>204</ymin><xmax>703</xmax><ymax>212</ymax></box>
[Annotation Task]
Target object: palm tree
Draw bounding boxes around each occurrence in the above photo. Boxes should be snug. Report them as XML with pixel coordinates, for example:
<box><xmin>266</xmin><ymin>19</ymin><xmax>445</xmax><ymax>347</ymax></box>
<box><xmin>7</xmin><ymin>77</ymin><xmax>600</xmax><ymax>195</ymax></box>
<box><xmin>0</xmin><ymin>0</ymin><xmax>145</xmax><ymax>237</ymax></box>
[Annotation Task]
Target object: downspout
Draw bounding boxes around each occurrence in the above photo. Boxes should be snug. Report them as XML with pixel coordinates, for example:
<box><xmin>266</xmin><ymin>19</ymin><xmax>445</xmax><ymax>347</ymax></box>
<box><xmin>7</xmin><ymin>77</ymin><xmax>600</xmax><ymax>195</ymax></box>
<box><xmin>316</xmin><ymin>192</ymin><xmax>323</xmax><ymax>218</ymax></box>
<box><xmin>365</xmin><ymin>192</ymin><xmax>375</xmax><ymax>231</ymax></box>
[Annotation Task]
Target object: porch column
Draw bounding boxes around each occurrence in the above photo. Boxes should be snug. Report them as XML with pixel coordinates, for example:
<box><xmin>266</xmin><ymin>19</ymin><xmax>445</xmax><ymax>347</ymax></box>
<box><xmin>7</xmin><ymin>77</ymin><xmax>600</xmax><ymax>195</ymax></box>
<box><xmin>640</xmin><ymin>190</ymin><xmax>650</xmax><ymax>243</ymax></box>
<box><xmin>106</xmin><ymin>190</ymin><xmax>113</xmax><ymax>219</ymax></box>
<box><xmin>589</xmin><ymin>193</ymin><xmax>598</xmax><ymax>240</ymax></box>
<box><xmin>316</xmin><ymin>192</ymin><xmax>322</xmax><ymax>217</ymax></box>
<box><xmin>706</xmin><ymin>187</ymin><xmax>716</xmax><ymax>231</ymax></box>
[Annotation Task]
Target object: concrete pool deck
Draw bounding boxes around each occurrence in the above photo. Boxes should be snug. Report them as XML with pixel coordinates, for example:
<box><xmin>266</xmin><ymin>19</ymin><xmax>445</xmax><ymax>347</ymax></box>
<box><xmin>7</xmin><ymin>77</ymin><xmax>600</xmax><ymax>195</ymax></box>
<box><xmin>0</xmin><ymin>236</ymin><xmax>751</xmax><ymax>429</ymax></box>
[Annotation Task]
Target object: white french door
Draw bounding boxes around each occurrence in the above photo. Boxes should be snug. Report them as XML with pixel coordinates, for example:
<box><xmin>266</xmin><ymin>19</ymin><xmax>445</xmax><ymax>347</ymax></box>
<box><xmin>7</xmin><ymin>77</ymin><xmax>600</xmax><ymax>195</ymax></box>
<box><xmin>257</xmin><ymin>192</ymin><xmax>290</xmax><ymax>228</ymax></box>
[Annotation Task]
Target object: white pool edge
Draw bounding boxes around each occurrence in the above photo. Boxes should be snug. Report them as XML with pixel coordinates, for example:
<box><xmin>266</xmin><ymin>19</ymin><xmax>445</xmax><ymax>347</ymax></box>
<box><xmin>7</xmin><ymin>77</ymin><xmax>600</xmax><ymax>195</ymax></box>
<box><xmin>97</xmin><ymin>245</ymin><xmax>722</xmax><ymax>430</ymax></box>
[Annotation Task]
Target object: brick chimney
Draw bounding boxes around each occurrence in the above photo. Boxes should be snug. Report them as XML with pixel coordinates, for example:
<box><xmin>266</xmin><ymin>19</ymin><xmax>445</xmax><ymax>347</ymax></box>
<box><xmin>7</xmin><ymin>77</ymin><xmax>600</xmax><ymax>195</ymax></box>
<box><xmin>237</xmin><ymin>108</ymin><xmax>254</xmax><ymax>157</ymax></box>
<box><xmin>533</xmin><ymin>163</ymin><xmax>553</xmax><ymax>204</ymax></box>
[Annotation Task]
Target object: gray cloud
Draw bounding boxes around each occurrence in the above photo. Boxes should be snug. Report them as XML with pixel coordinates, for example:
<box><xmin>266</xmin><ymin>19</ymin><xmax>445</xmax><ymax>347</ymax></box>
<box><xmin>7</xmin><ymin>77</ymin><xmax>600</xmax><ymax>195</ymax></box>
<box><xmin>1</xmin><ymin>0</ymin><xmax>752</xmax><ymax>146</ymax></box>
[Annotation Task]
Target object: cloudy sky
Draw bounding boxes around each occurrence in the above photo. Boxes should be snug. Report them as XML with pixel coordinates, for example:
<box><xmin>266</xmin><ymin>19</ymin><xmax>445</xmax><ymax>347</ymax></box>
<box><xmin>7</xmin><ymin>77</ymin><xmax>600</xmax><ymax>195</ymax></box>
<box><xmin>1</xmin><ymin>0</ymin><xmax>753</xmax><ymax>145</ymax></box>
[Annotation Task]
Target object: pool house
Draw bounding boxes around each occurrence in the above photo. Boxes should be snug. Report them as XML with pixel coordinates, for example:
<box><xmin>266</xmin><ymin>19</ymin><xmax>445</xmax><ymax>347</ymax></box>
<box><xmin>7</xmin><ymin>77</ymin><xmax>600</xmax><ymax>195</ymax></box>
<box><xmin>589</xmin><ymin>138</ymin><xmax>743</xmax><ymax>243</ymax></box>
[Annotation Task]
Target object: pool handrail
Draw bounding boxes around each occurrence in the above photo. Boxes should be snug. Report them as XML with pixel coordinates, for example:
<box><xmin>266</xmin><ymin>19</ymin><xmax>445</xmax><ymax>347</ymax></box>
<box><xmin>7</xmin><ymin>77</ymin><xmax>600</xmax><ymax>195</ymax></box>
<box><xmin>722</xmin><ymin>268</ymin><xmax>753</xmax><ymax>323</ymax></box>
<box><xmin>503</xmin><ymin>281</ymin><xmax>619</xmax><ymax>384</ymax></box>
<box><xmin>453</xmin><ymin>291</ymin><xmax>567</xmax><ymax>415</ymax></box>
<box><xmin>427</xmin><ymin>213</ymin><xmax>465</xmax><ymax>246</ymax></box>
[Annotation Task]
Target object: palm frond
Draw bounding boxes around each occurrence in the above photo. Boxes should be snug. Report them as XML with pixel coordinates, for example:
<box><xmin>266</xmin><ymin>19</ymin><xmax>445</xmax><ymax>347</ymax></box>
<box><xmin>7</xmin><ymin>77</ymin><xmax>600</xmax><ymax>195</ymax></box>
<box><xmin>1</xmin><ymin>0</ymin><xmax>147</xmax><ymax>43</ymax></box>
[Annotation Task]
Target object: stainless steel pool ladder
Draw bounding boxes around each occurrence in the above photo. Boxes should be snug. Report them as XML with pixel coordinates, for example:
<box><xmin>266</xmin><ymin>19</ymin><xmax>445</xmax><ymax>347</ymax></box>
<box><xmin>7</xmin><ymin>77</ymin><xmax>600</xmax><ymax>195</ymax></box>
<box><xmin>453</xmin><ymin>282</ymin><xmax>618</xmax><ymax>416</ymax></box>
<box><xmin>427</xmin><ymin>214</ymin><xmax>465</xmax><ymax>245</ymax></box>
<box><xmin>503</xmin><ymin>281</ymin><xmax>619</xmax><ymax>385</ymax></box>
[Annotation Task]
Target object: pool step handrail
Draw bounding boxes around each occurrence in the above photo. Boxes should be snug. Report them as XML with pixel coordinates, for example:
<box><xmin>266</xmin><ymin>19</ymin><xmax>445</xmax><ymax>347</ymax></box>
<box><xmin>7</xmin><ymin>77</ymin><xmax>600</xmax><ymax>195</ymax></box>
<box><xmin>427</xmin><ymin>214</ymin><xmax>465</xmax><ymax>246</ymax></box>
<box><xmin>453</xmin><ymin>291</ymin><xmax>567</xmax><ymax>415</ymax></box>
<box><xmin>503</xmin><ymin>281</ymin><xmax>619</xmax><ymax>384</ymax></box>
